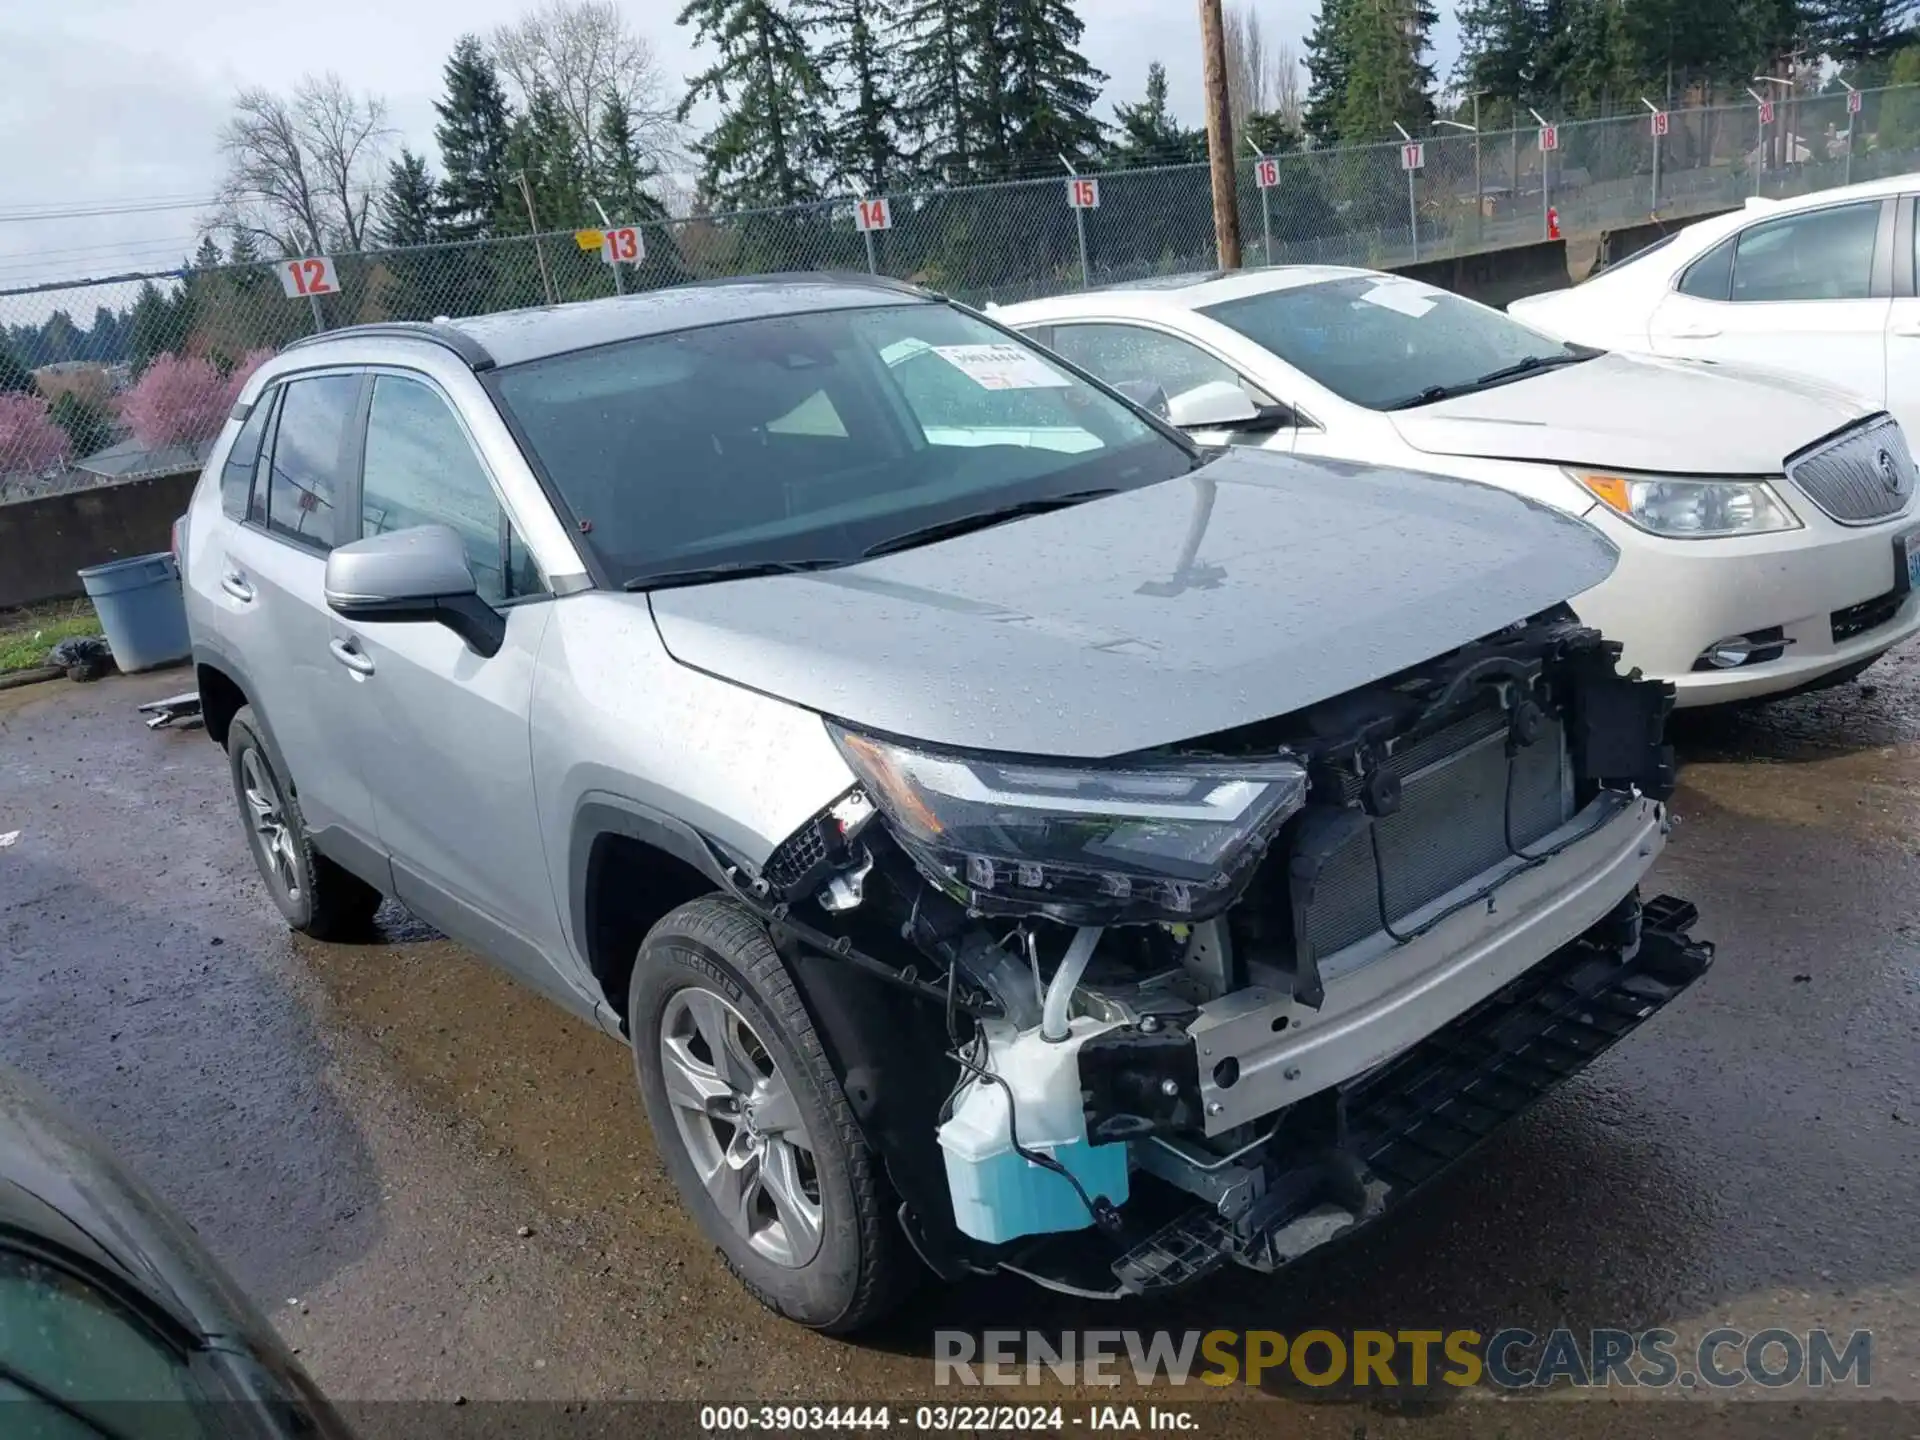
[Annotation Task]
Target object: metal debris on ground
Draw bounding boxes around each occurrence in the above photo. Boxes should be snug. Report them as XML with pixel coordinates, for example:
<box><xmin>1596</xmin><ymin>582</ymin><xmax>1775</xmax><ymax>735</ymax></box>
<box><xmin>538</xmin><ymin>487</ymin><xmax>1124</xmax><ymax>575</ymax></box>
<box><xmin>138</xmin><ymin>692</ymin><xmax>204</xmax><ymax>730</ymax></box>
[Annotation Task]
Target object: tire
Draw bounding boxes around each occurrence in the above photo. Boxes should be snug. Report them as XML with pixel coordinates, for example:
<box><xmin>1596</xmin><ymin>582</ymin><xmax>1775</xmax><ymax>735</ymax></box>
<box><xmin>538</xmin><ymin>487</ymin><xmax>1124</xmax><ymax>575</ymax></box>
<box><xmin>226</xmin><ymin>705</ymin><xmax>383</xmax><ymax>941</ymax></box>
<box><xmin>629</xmin><ymin>895</ymin><xmax>910</xmax><ymax>1333</ymax></box>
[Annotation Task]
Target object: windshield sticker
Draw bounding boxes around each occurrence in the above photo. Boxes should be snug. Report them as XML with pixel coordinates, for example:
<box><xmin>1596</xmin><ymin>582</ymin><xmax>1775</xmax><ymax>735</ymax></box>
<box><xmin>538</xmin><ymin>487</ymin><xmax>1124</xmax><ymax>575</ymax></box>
<box><xmin>1358</xmin><ymin>282</ymin><xmax>1440</xmax><ymax>318</ymax></box>
<box><xmin>934</xmin><ymin>343</ymin><xmax>1074</xmax><ymax>390</ymax></box>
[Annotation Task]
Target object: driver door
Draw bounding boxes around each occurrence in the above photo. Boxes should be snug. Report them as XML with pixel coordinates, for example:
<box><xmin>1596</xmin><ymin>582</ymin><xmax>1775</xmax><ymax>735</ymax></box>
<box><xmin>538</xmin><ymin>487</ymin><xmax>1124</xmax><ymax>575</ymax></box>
<box><xmin>329</xmin><ymin>372</ymin><xmax>583</xmax><ymax>1010</ymax></box>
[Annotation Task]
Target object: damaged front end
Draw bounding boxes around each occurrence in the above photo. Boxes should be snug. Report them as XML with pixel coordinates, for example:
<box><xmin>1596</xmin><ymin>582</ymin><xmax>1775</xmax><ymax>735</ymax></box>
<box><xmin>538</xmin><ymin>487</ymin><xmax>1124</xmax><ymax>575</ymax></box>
<box><xmin>730</xmin><ymin>607</ymin><xmax>1712</xmax><ymax>1297</ymax></box>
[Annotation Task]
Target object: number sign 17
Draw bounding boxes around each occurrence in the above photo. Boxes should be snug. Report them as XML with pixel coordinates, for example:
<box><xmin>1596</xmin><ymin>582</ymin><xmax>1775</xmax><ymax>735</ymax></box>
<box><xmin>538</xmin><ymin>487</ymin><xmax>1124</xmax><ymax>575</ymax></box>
<box><xmin>278</xmin><ymin>256</ymin><xmax>337</xmax><ymax>299</ymax></box>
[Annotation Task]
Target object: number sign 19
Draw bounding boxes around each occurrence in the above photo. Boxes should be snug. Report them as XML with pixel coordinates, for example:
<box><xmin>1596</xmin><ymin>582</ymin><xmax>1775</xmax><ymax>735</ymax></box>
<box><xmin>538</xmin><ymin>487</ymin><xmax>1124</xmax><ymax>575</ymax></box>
<box><xmin>855</xmin><ymin>197</ymin><xmax>893</xmax><ymax>233</ymax></box>
<box><xmin>1067</xmin><ymin>177</ymin><xmax>1101</xmax><ymax>210</ymax></box>
<box><xmin>1651</xmin><ymin>110</ymin><xmax>1670</xmax><ymax>137</ymax></box>
<box><xmin>278</xmin><ymin>256</ymin><xmax>337</xmax><ymax>299</ymax></box>
<box><xmin>601</xmin><ymin>226</ymin><xmax>644</xmax><ymax>264</ymax></box>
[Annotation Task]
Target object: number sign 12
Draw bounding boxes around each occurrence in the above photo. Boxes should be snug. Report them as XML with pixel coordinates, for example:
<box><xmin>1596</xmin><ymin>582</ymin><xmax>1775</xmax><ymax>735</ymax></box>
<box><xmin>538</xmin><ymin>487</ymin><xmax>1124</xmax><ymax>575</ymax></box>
<box><xmin>278</xmin><ymin>256</ymin><xmax>337</xmax><ymax>299</ymax></box>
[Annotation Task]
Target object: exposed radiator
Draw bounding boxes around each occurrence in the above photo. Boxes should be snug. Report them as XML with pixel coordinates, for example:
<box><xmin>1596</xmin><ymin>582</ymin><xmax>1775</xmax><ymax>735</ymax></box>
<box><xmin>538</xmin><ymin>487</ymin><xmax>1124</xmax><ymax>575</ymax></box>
<box><xmin>1305</xmin><ymin>707</ymin><xmax>1573</xmax><ymax>958</ymax></box>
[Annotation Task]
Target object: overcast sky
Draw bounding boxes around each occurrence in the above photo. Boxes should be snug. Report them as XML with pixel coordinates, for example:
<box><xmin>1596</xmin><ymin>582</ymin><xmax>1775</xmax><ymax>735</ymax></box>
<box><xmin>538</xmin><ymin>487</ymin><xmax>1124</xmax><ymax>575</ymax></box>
<box><xmin>0</xmin><ymin>0</ymin><xmax>1459</xmax><ymax>301</ymax></box>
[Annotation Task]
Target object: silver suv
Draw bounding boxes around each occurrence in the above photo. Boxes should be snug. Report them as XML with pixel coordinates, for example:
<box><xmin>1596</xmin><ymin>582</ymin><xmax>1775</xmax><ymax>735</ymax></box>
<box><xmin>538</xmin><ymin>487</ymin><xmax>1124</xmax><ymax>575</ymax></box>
<box><xmin>180</xmin><ymin>275</ymin><xmax>1712</xmax><ymax>1332</ymax></box>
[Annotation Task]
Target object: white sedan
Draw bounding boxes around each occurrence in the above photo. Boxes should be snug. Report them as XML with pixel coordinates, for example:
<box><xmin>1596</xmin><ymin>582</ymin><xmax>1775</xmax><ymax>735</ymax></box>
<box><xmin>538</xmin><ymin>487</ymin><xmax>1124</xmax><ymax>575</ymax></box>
<box><xmin>995</xmin><ymin>266</ymin><xmax>1920</xmax><ymax>706</ymax></box>
<box><xmin>1509</xmin><ymin>173</ymin><xmax>1920</xmax><ymax>438</ymax></box>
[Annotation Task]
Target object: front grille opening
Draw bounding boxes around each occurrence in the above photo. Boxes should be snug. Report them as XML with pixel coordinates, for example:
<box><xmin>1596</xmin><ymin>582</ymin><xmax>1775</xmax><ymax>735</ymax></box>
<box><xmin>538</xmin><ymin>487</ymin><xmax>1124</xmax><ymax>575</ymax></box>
<box><xmin>1831</xmin><ymin>588</ymin><xmax>1905</xmax><ymax>643</ymax></box>
<box><xmin>1786</xmin><ymin>418</ymin><xmax>1916</xmax><ymax>526</ymax></box>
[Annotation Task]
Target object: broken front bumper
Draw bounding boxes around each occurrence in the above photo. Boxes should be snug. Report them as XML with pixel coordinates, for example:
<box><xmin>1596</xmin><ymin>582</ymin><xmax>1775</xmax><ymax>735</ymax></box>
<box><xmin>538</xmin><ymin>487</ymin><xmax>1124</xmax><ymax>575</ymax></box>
<box><xmin>1191</xmin><ymin>791</ymin><xmax>1669</xmax><ymax>1134</ymax></box>
<box><xmin>996</xmin><ymin>892</ymin><xmax>1713</xmax><ymax>1298</ymax></box>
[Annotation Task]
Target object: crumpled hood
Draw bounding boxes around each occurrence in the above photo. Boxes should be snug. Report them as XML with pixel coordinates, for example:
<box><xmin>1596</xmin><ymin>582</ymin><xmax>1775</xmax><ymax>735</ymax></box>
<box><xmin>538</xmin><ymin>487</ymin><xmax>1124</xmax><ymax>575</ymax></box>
<box><xmin>646</xmin><ymin>450</ymin><xmax>1616</xmax><ymax>758</ymax></box>
<box><xmin>1391</xmin><ymin>351</ymin><xmax>1875</xmax><ymax>474</ymax></box>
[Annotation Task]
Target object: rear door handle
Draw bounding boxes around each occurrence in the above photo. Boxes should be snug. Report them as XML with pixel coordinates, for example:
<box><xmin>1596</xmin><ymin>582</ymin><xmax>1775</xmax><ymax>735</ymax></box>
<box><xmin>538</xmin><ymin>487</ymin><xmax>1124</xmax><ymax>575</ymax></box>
<box><xmin>220</xmin><ymin>570</ymin><xmax>255</xmax><ymax>603</ymax></box>
<box><xmin>328</xmin><ymin>637</ymin><xmax>375</xmax><ymax>677</ymax></box>
<box><xmin>1667</xmin><ymin>324</ymin><xmax>1722</xmax><ymax>339</ymax></box>
<box><xmin>1890</xmin><ymin>321</ymin><xmax>1920</xmax><ymax>338</ymax></box>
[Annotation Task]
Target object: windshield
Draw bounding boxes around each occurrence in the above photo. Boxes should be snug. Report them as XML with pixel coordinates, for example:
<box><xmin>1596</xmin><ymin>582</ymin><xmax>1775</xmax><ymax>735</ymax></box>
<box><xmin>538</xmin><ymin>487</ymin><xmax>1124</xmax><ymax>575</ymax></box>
<box><xmin>1200</xmin><ymin>276</ymin><xmax>1587</xmax><ymax>411</ymax></box>
<box><xmin>487</xmin><ymin>301</ymin><xmax>1190</xmax><ymax>586</ymax></box>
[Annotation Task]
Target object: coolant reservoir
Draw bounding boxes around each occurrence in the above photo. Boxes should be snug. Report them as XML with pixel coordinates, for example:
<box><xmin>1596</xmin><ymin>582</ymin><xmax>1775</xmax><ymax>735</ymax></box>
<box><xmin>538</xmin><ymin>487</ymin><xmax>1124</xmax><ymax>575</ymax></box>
<box><xmin>936</xmin><ymin>1016</ymin><xmax>1130</xmax><ymax>1244</ymax></box>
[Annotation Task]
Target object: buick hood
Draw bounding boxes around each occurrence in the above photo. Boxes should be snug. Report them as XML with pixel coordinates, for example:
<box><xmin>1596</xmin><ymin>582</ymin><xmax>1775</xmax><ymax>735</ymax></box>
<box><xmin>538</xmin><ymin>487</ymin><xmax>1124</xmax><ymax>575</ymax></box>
<box><xmin>647</xmin><ymin>450</ymin><xmax>1616</xmax><ymax>758</ymax></box>
<box><xmin>1391</xmin><ymin>351</ymin><xmax>1876</xmax><ymax>474</ymax></box>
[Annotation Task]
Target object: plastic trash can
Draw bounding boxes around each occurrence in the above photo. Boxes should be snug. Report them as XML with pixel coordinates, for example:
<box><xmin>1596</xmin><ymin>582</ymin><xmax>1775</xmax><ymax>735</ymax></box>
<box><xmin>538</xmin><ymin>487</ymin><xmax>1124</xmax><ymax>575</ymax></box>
<box><xmin>76</xmin><ymin>552</ymin><xmax>191</xmax><ymax>673</ymax></box>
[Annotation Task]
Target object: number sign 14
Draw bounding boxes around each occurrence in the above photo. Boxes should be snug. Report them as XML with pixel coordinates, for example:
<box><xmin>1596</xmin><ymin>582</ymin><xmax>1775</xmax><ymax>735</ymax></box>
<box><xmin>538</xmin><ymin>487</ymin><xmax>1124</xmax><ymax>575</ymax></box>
<box><xmin>278</xmin><ymin>256</ymin><xmax>337</xmax><ymax>299</ymax></box>
<box><xmin>855</xmin><ymin>197</ymin><xmax>893</xmax><ymax>232</ymax></box>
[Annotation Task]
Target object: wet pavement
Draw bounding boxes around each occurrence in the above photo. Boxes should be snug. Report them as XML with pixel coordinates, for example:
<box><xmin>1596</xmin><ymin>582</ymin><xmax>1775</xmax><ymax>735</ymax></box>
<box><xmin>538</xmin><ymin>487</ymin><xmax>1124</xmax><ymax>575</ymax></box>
<box><xmin>2</xmin><ymin>651</ymin><xmax>1918</xmax><ymax>1417</ymax></box>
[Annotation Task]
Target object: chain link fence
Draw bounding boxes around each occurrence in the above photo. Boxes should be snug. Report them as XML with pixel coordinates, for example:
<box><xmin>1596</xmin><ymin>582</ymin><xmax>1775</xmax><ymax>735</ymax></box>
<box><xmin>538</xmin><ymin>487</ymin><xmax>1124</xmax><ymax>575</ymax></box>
<box><xmin>7</xmin><ymin>84</ymin><xmax>1920</xmax><ymax>495</ymax></box>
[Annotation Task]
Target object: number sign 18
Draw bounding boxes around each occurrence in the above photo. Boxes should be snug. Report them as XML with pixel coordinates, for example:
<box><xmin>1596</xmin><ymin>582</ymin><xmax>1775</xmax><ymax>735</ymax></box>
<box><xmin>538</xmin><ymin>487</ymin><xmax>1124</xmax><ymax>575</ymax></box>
<box><xmin>278</xmin><ymin>256</ymin><xmax>337</xmax><ymax>299</ymax></box>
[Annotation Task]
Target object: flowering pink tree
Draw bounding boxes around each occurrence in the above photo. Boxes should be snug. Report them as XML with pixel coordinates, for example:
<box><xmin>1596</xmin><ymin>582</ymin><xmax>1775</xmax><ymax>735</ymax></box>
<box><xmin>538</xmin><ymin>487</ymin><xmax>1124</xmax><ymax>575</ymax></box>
<box><xmin>119</xmin><ymin>355</ymin><xmax>235</xmax><ymax>450</ymax></box>
<box><xmin>226</xmin><ymin>349</ymin><xmax>273</xmax><ymax>400</ymax></box>
<box><xmin>0</xmin><ymin>392</ymin><xmax>68</xmax><ymax>476</ymax></box>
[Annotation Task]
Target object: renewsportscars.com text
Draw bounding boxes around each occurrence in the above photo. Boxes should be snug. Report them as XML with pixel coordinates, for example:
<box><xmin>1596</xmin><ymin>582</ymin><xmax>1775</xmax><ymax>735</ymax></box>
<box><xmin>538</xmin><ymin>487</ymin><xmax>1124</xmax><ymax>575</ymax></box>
<box><xmin>934</xmin><ymin>1328</ymin><xmax>1872</xmax><ymax>1390</ymax></box>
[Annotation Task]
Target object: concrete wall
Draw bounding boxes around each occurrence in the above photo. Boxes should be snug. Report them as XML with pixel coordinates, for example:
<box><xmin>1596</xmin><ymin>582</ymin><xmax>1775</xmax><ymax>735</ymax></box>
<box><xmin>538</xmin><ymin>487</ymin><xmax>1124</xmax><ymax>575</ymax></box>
<box><xmin>1592</xmin><ymin>208</ymin><xmax>1740</xmax><ymax>275</ymax></box>
<box><xmin>0</xmin><ymin>470</ymin><xmax>198</xmax><ymax>610</ymax></box>
<box><xmin>1388</xmin><ymin>239</ymin><xmax>1573</xmax><ymax>310</ymax></box>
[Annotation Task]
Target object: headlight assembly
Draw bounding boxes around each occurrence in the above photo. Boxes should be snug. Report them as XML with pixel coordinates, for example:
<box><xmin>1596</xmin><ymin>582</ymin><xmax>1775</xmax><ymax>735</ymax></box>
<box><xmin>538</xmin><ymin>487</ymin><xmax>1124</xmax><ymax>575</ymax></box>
<box><xmin>1567</xmin><ymin>468</ymin><xmax>1801</xmax><ymax>538</ymax></box>
<box><xmin>829</xmin><ymin>724</ymin><xmax>1308</xmax><ymax>924</ymax></box>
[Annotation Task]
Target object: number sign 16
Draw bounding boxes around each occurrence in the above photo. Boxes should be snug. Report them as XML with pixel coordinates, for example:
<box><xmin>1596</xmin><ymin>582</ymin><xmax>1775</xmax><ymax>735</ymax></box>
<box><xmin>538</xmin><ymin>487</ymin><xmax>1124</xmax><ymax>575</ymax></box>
<box><xmin>601</xmin><ymin>226</ymin><xmax>644</xmax><ymax>264</ymax></box>
<box><xmin>278</xmin><ymin>256</ymin><xmax>337</xmax><ymax>299</ymax></box>
<box><xmin>1254</xmin><ymin>157</ymin><xmax>1280</xmax><ymax>189</ymax></box>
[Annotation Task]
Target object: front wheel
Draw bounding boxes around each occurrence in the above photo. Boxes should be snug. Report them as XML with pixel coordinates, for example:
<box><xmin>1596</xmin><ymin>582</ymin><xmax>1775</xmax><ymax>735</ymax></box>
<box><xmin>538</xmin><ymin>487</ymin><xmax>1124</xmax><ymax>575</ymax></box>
<box><xmin>628</xmin><ymin>896</ymin><xmax>911</xmax><ymax>1333</ymax></box>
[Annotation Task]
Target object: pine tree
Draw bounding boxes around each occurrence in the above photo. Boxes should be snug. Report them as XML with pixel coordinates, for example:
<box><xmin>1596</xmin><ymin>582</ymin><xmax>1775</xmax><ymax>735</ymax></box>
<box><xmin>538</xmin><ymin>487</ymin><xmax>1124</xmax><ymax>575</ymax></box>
<box><xmin>678</xmin><ymin>0</ymin><xmax>831</xmax><ymax>207</ymax></box>
<box><xmin>434</xmin><ymin>36</ymin><xmax>515</xmax><ymax>241</ymax></box>
<box><xmin>1302</xmin><ymin>0</ymin><xmax>1354</xmax><ymax>146</ymax></box>
<box><xmin>1109</xmin><ymin>63</ymin><xmax>1208</xmax><ymax>165</ymax></box>
<box><xmin>1333</xmin><ymin>0</ymin><xmax>1437</xmax><ymax>141</ymax></box>
<box><xmin>1811</xmin><ymin>0</ymin><xmax>1916</xmax><ymax>64</ymax></box>
<box><xmin>989</xmin><ymin>0</ymin><xmax>1108</xmax><ymax>173</ymax></box>
<box><xmin>503</xmin><ymin>88</ymin><xmax>591</xmax><ymax>232</ymax></box>
<box><xmin>812</xmin><ymin>0</ymin><xmax>905</xmax><ymax>192</ymax></box>
<box><xmin>595</xmin><ymin>100</ymin><xmax>670</xmax><ymax>222</ymax></box>
<box><xmin>376</xmin><ymin>150</ymin><xmax>440</xmax><ymax>248</ymax></box>
<box><xmin>1454</xmin><ymin>0</ymin><xmax>1541</xmax><ymax>113</ymax></box>
<box><xmin>894</xmin><ymin>0</ymin><xmax>977</xmax><ymax>181</ymax></box>
<box><xmin>0</xmin><ymin>343</ymin><xmax>31</xmax><ymax>394</ymax></box>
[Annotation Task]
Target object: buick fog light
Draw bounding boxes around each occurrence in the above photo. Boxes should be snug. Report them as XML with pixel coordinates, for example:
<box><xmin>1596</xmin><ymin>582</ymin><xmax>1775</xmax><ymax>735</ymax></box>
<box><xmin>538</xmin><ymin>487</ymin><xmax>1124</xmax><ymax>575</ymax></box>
<box><xmin>1694</xmin><ymin>627</ymin><xmax>1789</xmax><ymax>671</ymax></box>
<box><xmin>829</xmin><ymin>724</ymin><xmax>1308</xmax><ymax>925</ymax></box>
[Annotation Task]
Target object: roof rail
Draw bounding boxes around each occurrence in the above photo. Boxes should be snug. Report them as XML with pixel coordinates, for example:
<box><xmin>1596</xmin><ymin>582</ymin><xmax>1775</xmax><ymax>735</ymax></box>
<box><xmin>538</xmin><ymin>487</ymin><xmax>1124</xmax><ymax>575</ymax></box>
<box><xmin>682</xmin><ymin>270</ymin><xmax>933</xmax><ymax>298</ymax></box>
<box><xmin>280</xmin><ymin>320</ymin><xmax>495</xmax><ymax>371</ymax></box>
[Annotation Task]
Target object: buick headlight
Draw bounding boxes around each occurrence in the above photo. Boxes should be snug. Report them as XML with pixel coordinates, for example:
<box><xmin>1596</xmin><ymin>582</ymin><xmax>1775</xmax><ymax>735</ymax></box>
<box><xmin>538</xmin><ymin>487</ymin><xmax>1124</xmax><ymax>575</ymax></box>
<box><xmin>1567</xmin><ymin>468</ymin><xmax>1801</xmax><ymax>538</ymax></box>
<box><xmin>829</xmin><ymin>725</ymin><xmax>1308</xmax><ymax>923</ymax></box>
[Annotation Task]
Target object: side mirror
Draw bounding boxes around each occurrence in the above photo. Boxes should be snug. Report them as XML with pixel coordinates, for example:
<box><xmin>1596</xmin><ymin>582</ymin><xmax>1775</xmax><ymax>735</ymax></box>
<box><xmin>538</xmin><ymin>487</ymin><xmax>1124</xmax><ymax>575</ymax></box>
<box><xmin>1111</xmin><ymin>379</ymin><xmax>1171</xmax><ymax>419</ymax></box>
<box><xmin>1165</xmin><ymin>381</ymin><xmax>1263</xmax><ymax>431</ymax></box>
<box><xmin>324</xmin><ymin>524</ymin><xmax>504</xmax><ymax>658</ymax></box>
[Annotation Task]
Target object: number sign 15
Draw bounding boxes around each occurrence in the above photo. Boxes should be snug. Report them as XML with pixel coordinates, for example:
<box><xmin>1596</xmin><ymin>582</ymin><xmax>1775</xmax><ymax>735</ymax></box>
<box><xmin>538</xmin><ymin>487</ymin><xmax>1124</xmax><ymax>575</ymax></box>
<box><xmin>1067</xmin><ymin>177</ymin><xmax>1101</xmax><ymax>210</ymax></box>
<box><xmin>278</xmin><ymin>256</ymin><xmax>337</xmax><ymax>299</ymax></box>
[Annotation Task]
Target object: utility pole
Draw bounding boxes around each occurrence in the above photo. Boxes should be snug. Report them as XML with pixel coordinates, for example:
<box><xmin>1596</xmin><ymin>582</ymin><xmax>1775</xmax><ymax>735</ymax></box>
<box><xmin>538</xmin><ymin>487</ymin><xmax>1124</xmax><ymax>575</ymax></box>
<box><xmin>1198</xmin><ymin>0</ymin><xmax>1243</xmax><ymax>270</ymax></box>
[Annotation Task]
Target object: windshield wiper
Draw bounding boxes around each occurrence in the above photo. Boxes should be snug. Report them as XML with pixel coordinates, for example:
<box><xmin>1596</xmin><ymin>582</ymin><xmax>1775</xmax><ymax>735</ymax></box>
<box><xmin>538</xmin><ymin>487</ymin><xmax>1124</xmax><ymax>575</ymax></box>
<box><xmin>862</xmin><ymin>489</ymin><xmax>1121</xmax><ymax>559</ymax></box>
<box><xmin>623</xmin><ymin>558</ymin><xmax>851</xmax><ymax>592</ymax></box>
<box><xmin>1386</xmin><ymin>350</ymin><xmax>1596</xmax><ymax>410</ymax></box>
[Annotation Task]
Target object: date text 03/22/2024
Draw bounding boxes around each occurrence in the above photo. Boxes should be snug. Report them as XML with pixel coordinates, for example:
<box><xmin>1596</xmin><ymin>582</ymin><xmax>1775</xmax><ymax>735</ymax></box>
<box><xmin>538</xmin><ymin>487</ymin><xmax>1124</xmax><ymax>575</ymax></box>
<box><xmin>699</xmin><ymin>1406</ymin><xmax>1196</xmax><ymax>1432</ymax></box>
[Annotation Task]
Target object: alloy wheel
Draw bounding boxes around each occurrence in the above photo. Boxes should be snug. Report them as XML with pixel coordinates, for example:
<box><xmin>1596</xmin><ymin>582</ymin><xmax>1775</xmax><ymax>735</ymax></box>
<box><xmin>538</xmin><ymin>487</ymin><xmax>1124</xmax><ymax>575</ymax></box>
<box><xmin>658</xmin><ymin>986</ymin><xmax>824</xmax><ymax>1268</ymax></box>
<box><xmin>240</xmin><ymin>747</ymin><xmax>302</xmax><ymax>906</ymax></box>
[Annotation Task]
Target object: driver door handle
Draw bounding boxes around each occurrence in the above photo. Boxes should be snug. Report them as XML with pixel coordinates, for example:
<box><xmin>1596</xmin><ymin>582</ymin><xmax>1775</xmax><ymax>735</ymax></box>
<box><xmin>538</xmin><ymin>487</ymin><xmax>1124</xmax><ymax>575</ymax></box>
<box><xmin>328</xmin><ymin>637</ymin><xmax>375</xmax><ymax>677</ymax></box>
<box><xmin>220</xmin><ymin>570</ymin><xmax>255</xmax><ymax>603</ymax></box>
<box><xmin>1667</xmin><ymin>323</ymin><xmax>1722</xmax><ymax>339</ymax></box>
<box><xmin>1891</xmin><ymin>320</ymin><xmax>1920</xmax><ymax>338</ymax></box>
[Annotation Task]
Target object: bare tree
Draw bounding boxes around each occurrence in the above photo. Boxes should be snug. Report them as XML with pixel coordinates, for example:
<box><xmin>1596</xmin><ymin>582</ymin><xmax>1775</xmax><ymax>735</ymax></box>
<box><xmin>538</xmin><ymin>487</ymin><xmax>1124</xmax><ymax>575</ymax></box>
<box><xmin>1224</xmin><ymin>3</ymin><xmax>1269</xmax><ymax>136</ymax></box>
<box><xmin>215</xmin><ymin>75</ymin><xmax>391</xmax><ymax>255</ymax></box>
<box><xmin>1272</xmin><ymin>39</ymin><xmax>1304</xmax><ymax>135</ymax></box>
<box><xmin>490</xmin><ymin>0</ymin><xmax>679</xmax><ymax>177</ymax></box>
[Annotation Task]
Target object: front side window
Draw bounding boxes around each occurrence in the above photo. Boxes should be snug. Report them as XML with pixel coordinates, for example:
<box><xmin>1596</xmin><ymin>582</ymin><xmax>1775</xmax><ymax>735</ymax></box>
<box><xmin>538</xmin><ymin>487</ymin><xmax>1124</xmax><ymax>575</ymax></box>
<box><xmin>263</xmin><ymin>374</ymin><xmax>361</xmax><ymax>553</ymax></box>
<box><xmin>1201</xmin><ymin>276</ymin><xmax>1588</xmax><ymax>411</ymax></box>
<box><xmin>217</xmin><ymin>394</ymin><xmax>273</xmax><ymax>521</ymax></box>
<box><xmin>359</xmin><ymin>376</ymin><xmax>539</xmax><ymax>606</ymax></box>
<box><xmin>1731</xmin><ymin>201</ymin><xmax>1879</xmax><ymax>302</ymax></box>
<box><xmin>487</xmin><ymin>302</ymin><xmax>1191</xmax><ymax>586</ymax></box>
<box><xmin>1047</xmin><ymin>323</ymin><xmax>1247</xmax><ymax>402</ymax></box>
